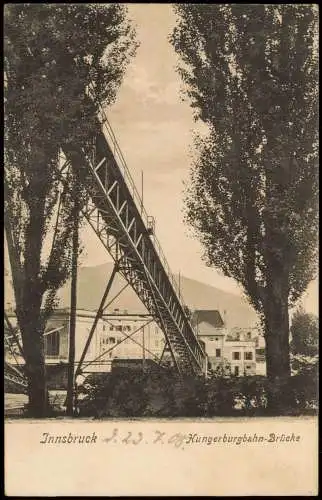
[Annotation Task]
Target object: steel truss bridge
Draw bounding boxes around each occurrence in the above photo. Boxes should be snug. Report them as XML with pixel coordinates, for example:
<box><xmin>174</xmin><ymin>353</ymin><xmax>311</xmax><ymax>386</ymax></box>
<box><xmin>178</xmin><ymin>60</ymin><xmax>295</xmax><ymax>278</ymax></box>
<box><xmin>5</xmin><ymin>95</ymin><xmax>207</xmax><ymax>390</ymax></box>
<box><xmin>4</xmin><ymin>312</ymin><xmax>28</xmax><ymax>393</ymax></box>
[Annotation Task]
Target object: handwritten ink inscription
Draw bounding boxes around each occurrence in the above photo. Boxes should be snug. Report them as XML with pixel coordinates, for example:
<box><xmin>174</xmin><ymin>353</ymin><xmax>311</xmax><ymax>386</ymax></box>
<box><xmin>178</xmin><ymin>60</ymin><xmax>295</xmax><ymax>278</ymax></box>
<box><xmin>102</xmin><ymin>429</ymin><xmax>187</xmax><ymax>449</ymax></box>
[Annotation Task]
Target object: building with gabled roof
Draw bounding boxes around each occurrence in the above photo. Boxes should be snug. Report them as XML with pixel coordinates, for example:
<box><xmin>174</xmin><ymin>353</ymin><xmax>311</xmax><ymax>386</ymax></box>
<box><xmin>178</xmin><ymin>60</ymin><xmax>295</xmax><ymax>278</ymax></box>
<box><xmin>192</xmin><ymin>309</ymin><xmax>261</xmax><ymax>377</ymax></box>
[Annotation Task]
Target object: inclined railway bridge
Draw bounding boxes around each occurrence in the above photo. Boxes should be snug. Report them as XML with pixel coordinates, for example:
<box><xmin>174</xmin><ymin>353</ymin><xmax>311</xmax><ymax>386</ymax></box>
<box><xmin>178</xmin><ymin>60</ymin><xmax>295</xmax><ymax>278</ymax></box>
<box><xmin>5</xmin><ymin>94</ymin><xmax>207</xmax><ymax>391</ymax></box>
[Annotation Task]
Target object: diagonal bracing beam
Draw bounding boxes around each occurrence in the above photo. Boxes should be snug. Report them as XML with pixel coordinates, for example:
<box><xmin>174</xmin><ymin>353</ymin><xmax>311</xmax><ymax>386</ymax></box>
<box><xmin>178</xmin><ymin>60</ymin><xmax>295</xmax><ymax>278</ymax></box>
<box><xmin>81</xmin><ymin>318</ymin><xmax>159</xmax><ymax>371</ymax></box>
<box><xmin>75</xmin><ymin>262</ymin><xmax>119</xmax><ymax>377</ymax></box>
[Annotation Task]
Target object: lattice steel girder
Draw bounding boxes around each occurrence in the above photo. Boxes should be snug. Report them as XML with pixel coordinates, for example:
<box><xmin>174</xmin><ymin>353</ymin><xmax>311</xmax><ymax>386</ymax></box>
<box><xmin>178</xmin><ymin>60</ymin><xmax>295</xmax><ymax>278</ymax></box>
<box><xmin>95</xmin><ymin>164</ymin><xmax>203</xmax><ymax>372</ymax></box>
<box><xmin>5</xmin><ymin>372</ymin><xmax>28</xmax><ymax>389</ymax></box>
<box><xmin>62</xmin><ymin>129</ymin><xmax>206</xmax><ymax>376</ymax></box>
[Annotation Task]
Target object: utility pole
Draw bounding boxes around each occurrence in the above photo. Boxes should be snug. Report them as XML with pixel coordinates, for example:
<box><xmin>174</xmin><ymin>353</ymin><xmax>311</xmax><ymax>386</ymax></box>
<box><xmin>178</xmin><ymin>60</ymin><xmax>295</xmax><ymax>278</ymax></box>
<box><xmin>66</xmin><ymin>174</ymin><xmax>79</xmax><ymax>416</ymax></box>
<box><xmin>142</xmin><ymin>324</ymin><xmax>145</xmax><ymax>373</ymax></box>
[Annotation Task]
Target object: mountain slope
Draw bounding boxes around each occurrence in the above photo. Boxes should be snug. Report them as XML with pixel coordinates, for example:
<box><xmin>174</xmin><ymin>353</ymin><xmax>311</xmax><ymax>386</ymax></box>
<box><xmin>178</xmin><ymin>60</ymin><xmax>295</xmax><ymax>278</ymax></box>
<box><xmin>5</xmin><ymin>262</ymin><xmax>259</xmax><ymax>328</ymax></box>
<box><xmin>56</xmin><ymin>262</ymin><xmax>258</xmax><ymax>328</ymax></box>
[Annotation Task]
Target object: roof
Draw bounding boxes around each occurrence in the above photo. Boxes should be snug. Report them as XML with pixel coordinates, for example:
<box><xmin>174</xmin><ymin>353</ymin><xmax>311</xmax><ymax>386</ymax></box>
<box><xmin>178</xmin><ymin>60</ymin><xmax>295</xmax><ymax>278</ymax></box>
<box><xmin>192</xmin><ymin>310</ymin><xmax>224</xmax><ymax>329</ymax></box>
<box><xmin>196</xmin><ymin>321</ymin><xmax>225</xmax><ymax>337</ymax></box>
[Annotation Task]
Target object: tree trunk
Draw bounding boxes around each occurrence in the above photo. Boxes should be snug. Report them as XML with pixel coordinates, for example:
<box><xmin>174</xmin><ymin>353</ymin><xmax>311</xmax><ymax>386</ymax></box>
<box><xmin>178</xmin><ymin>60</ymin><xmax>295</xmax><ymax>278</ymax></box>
<box><xmin>265</xmin><ymin>308</ymin><xmax>290</xmax><ymax>380</ymax></box>
<box><xmin>5</xmin><ymin>181</ymin><xmax>50</xmax><ymax>417</ymax></box>
<box><xmin>22</xmin><ymin>326</ymin><xmax>49</xmax><ymax>417</ymax></box>
<box><xmin>264</xmin><ymin>276</ymin><xmax>292</xmax><ymax>413</ymax></box>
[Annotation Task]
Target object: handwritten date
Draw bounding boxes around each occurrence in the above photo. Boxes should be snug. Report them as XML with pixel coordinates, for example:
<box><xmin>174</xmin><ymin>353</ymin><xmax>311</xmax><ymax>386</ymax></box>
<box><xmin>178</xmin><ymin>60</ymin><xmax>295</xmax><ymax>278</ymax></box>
<box><xmin>102</xmin><ymin>429</ymin><xmax>187</xmax><ymax>448</ymax></box>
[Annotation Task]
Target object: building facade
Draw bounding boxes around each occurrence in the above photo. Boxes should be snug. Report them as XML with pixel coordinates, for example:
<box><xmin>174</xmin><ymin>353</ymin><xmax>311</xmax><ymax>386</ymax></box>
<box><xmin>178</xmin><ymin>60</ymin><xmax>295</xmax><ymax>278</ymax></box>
<box><xmin>225</xmin><ymin>330</ymin><xmax>256</xmax><ymax>376</ymax></box>
<box><xmin>192</xmin><ymin>310</ymin><xmax>265</xmax><ymax>376</ymax></box>
<box><xmin>5</xmin><ymin>308</ymin><xmax>266</xmax><ymax>381</ymax></box>
<box><xmin>5</xmin><ymin>309</ymin><xmax>165</xmax><ymax>376</ymax></box>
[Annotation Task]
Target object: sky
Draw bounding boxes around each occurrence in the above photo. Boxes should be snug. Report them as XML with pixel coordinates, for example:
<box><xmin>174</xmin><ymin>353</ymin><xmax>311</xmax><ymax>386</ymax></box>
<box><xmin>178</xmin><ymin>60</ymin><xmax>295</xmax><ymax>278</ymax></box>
<box><xmin>76</xmin><ymin>3</ymin><xmax>318</xmax><ymax>314</ymax></box>
<box><xmin>79</xmin><ymin>4</ymin><xmax>241</xmax><ymax>294</ymax></box>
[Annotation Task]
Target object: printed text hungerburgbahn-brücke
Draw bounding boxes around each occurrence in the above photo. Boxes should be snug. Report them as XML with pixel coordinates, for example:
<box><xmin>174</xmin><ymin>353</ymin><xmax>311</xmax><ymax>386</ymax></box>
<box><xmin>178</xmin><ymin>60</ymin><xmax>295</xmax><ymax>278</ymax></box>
<box><xmin>185</xmin><ymin>432</ymin><xmax>300</xmax><ymax>444</ymax></box>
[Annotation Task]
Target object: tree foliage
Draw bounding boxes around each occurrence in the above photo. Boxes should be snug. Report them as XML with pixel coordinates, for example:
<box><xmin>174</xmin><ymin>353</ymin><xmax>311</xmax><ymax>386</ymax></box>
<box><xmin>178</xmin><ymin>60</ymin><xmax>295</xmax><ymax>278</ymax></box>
<box><xmin>170</xmin><ymin>5</ymin><xmax>318</xmax><ymax>383</ymax></box>
<box><xmin>171</xmin><ymin>4</ymin><xmax>318</xmax><ymax>315</ymax></box>
<box><xmin>291</xmin><ymin>307</ymin><xmax>318</xmax><ymax>357</ymax></box>
<box><xmin>4</xmin><ymin>4</ymin><xmax>137</xmax><ymax>320</ymax></box>
<box><xmin>4</xmin><ymin>4</ymin><xmax>138</xmax><ymax>415</ymax></box>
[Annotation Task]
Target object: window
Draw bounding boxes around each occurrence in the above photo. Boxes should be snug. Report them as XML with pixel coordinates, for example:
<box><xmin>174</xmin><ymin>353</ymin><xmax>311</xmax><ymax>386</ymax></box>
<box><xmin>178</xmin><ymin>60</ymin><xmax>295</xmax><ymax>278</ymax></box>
<box><xmin>233</xmin><ymin>352</ymin><xmax>240</xmax><ymax>360</ymax></box>
<box><xmin>246</xmin><ymin>365</ymin><xmax>252</xmax><ymax>370</ymax></box>
<box><xmin>109</xmin><ymin>337</ymin><xmax>116</xmax><ymax>344</ymax></box>
<box><xmin>215</xmin><ymin>337</ymin><xmax>219</xmax><ymax>341</ymax></box>
<box><xmin>247</xmin><ymin>332</ymin><xmax>252</xmax><ymax>340</ymax></box>
<box><xmin>234</xmin><ymin>366</ymin><xmax>239</xmax><ymax>376</ymax></box>
<box><xmin>215</xmin><ymin>348</ymin><xmax>221</xmax><ymax>358</ymax></box>
<box><xmin>103</xmin><ymin>324</ymin><xmax>106</xmax><ymax>332</ymax></box>
<box><xmin>109</xmin><ymin>325</ymin><xmax>114</xmax><ymax>331</ymax></box>
<box><xmin>244</xmin><ymin>352</ymin><xmax>253</xmax><ymax>360</ymax></box>
<box><xmin>45</xmin><ymin>331</ymin><xmax>60</xmax><ymax>357</ymax></box>
<box><xmin>116</xmin><ymin>325</ymin><xmax>122</xmax><ymax>332</ymax></box>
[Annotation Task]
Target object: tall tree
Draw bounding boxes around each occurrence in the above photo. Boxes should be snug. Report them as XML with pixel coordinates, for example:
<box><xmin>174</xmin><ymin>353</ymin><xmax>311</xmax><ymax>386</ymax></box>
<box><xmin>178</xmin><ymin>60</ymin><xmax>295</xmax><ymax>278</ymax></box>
<box><xmin>4</xmin><ymin>4</ymin><xmax>137</xmax><ymax>417</ymax></box>
<box><xmin>170</xmin><ymin>5</ymin><xmax>318</xmax><ymax>392</ymax></box>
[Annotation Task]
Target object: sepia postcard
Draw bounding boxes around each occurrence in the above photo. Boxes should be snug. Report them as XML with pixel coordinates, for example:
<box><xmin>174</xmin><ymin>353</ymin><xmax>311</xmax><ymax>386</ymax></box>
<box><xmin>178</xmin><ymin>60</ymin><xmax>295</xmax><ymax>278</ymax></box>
<box><xmin>4</xmin><ymin>4</ymin><xmax>318</xmax><ymax>496</ymax></box>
